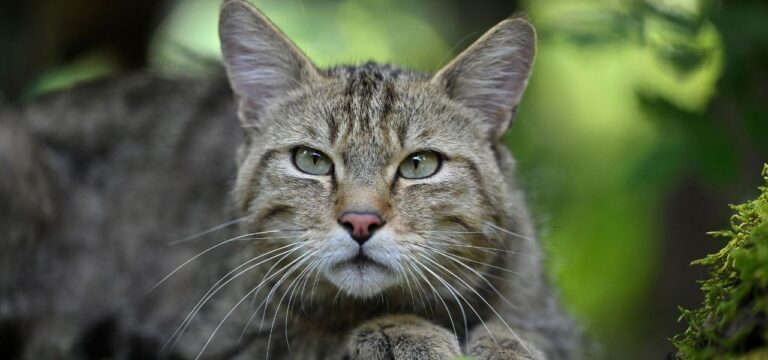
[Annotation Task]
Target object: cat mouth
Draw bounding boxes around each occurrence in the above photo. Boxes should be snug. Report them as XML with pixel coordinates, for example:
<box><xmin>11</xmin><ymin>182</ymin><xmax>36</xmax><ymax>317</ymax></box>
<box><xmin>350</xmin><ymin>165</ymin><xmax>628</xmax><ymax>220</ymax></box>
<box><xmin>333</xmin><ymin>250</ymin><xmax>390</xmax><ymax>272</ymax></box>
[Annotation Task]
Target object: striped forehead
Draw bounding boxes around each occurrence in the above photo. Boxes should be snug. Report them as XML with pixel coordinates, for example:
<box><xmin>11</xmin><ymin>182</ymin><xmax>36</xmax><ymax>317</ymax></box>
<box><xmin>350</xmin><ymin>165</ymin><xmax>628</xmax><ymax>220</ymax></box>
<box><xmin>324</xmin><ymin>64</ymin><xmax>424</xmax><ymax>178</ymax></box>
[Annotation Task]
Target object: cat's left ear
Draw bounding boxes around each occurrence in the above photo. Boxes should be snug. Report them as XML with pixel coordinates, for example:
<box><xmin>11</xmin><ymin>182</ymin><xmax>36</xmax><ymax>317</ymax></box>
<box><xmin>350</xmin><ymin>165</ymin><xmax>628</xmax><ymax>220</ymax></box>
<box><xmin>432</xmin><ymin>17</ymin><xmax>536</xmax><ymax>139</ymax></box>
<box><xmin>219</xmin><ymin>0</ymin><xmax>320</xmax><ymax>124</ymax></box>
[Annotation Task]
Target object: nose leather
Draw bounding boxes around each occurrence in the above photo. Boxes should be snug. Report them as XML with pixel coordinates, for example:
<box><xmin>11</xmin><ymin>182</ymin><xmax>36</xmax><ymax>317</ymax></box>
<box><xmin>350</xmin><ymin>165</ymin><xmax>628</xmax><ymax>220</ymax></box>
<box><xmin>338</xmin><ymin>212</ymin><xmax>383</xmax><ymax>245</ymax></box>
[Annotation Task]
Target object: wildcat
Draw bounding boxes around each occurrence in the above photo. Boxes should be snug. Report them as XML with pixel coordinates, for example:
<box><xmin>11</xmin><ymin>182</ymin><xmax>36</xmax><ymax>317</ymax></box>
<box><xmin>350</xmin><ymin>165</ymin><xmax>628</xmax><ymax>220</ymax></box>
<box><xmin>0</xmin><ymin>0</ymin><xmax>579</xmax><ymax>359</ymax></box>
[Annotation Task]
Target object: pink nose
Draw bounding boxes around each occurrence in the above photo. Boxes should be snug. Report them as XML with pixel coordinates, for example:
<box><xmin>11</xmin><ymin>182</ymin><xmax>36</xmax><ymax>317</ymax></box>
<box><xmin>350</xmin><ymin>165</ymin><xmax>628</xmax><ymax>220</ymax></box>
<box><xmin>338</xmin><ymin>212</ymin><xmax>384</xmax><ymax>245</ymax></box>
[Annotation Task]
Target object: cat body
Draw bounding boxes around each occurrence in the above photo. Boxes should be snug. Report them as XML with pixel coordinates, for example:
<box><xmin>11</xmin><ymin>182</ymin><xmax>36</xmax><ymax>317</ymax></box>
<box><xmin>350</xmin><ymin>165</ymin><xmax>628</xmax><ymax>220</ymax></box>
<box><xmin>1</xmin><ymin>1</ymin><xmax>579</xmax><ymax>359</ymax></box>
<box><xmin>1</xmin><ymin>74</ymin><xmax>245</xmax><ymax>358</ymax></box>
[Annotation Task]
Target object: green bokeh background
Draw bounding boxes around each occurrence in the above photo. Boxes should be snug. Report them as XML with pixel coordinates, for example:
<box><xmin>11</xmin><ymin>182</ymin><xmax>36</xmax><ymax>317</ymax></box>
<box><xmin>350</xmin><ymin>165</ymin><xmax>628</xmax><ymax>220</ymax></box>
<box><xmin>2</xmin><ymin>0</ymin><xmax>767</xmax><ymax>358</ymax></box>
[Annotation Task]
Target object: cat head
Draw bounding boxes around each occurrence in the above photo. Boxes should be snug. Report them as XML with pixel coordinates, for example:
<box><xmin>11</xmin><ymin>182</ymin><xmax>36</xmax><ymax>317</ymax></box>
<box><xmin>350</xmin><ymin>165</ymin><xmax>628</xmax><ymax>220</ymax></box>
<box><xmin>219</xmin><ymin>0</ymin><xmax>535</xmax><ymax>299</ymax></box>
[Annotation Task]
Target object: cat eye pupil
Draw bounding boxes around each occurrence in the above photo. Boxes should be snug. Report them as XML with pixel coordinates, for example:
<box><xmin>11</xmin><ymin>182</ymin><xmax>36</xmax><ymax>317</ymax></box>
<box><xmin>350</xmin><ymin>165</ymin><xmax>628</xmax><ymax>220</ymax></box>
<box><xmin>398</xmin><ymin>151</ymin><xmax>441</xmax><ymax>179</ymax></box>
<box><xmin>293</xmin><ymin>146</ymin><xmax>333</xmax><ymax>176</ymax></box>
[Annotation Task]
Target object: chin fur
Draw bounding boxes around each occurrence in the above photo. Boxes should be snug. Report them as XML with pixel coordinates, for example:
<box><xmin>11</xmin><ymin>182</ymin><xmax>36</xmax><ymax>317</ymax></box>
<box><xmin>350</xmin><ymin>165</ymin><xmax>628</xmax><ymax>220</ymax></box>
<box><xmin>324</xmin><ymin>264</ymin><xmax>397</xmax><ymax>299</ymax></box>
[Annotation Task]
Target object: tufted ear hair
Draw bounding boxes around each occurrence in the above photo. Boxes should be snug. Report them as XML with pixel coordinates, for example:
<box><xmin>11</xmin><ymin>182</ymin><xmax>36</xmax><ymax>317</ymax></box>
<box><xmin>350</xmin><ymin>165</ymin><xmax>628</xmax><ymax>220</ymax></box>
<box><xmin>219</xmin><ymin>0</ymin><xmax>320</xmax><ymax>126</ymax></box>
<box><xmin>432</xmin><ymin>17</ymin><xmax>536</xmax><ymax>139</ymax></box>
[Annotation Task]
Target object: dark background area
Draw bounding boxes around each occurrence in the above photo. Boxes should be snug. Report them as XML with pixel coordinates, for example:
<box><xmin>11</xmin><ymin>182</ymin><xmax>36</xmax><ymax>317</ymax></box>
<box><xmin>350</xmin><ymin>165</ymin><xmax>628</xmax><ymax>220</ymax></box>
<box><xmin>1</xmin><ymin>0</ymin><xmax>767</xmax><ymax>358</ymax></box>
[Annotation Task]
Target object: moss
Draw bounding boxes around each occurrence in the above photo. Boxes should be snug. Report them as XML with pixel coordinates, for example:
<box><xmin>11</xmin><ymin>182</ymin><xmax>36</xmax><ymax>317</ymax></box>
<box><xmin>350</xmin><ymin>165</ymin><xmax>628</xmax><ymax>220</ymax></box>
<box><xmin>673</xmin><ymin>164</ymin><xmax>768</xmax><ymax>359</ymax></box>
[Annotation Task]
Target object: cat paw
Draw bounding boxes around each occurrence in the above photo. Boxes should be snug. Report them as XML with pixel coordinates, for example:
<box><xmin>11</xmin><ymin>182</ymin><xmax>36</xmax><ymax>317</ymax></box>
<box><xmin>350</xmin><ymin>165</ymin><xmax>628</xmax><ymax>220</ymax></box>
<box><xmin>467</xmin><ymin>324</ymin><xmax>546</xmax><ymax>360</ymax></box>
<box><xmin>344</xmin><ymin>315</ymin><xmax>461</xmax><ymax>360</ymax></box>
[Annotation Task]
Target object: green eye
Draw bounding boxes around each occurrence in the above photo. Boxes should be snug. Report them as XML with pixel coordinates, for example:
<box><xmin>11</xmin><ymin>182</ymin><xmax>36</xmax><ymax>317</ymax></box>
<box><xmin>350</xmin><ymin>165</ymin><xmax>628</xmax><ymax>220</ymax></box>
<box><xmin>293</xmin><ymin>146</ymin><xmax>333</xmax><ymax>175</ymax></box>
<box><xmin>398</xmin><ymin>151</ymin><xmax>441</xmax><ymax>179</ymax></box>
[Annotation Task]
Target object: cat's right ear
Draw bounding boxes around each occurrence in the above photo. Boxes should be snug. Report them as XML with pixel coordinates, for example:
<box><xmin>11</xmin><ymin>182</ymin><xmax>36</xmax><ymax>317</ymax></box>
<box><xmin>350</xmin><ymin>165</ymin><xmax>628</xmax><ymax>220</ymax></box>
<box><xmin>219</xmin><ymin>0</ymin><xmax>319</xmax><ymax>126</ymax></box>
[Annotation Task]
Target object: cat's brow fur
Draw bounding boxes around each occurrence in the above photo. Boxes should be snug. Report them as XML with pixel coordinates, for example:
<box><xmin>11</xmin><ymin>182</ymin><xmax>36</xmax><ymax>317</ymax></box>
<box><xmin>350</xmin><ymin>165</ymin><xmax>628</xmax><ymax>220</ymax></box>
<box><xmin>1</xmin><ymin>1</ymin><xmax>580</xmax><ymax>359</ymax></box>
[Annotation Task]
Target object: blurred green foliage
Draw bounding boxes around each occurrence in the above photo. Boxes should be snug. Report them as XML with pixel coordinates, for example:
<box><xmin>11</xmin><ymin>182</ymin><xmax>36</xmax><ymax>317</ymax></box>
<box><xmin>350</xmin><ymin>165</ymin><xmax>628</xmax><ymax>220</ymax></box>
<box><xmin>149</xmin><ymin>0</ymin><xmax>455</xmax><ymax>71</ymax></box>
<box><xmin>13</xmin><ymin>0</ymin><xmax>768</xmax><ymax>358</ymax></box>
<box><xmin>512</xmin><ymin>0</ymin><xmax>723</xmax><ymax>355</ymax></box>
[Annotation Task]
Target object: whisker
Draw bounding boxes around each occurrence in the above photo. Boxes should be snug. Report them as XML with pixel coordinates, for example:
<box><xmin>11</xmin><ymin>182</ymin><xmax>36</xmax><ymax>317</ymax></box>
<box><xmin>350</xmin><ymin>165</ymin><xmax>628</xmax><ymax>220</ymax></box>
<box><xmin>261</xmin><ymin>252</ymin><xmax>318</xmax><ymax>359</ymax></box>
<box><xmin>281</xmin><ymin>258</ymin><xmax>319</xmax><ymax>352</ymax></box>
<box><xmin>424</xmin><ymin>239</ymin><xmax>526</xmax><ymax>255</ymax></box>
<box><xmin>297</xmin><ymin>259</ymin><xmax>319</xmax><ymax>313</ymax></box>
<box><xmin>403</xmin><ymin>258</ymin><xmax>434</xmax><ymax>319</ymax></box>
<box><xmin>269</xmin><ymin>264</ymin><xmax>307</xmax><ymax>355</ymax></box>
<box><xmin>287</xmin><ymin>261</ymin><xmax>315</xmax><ymax>338</ymax></box>
<box><xmin>168</xmin><ymin>217</ymin><xmax>247</xmax><ymax>245</ymax></box>
<box><xmin>164</xmin><ymin>242</ymin><xmax>305</xmax><ymax>352</ymax></box>
<box><xmin>484</xmin><ymin>221</ymin><xmax>535</xmax><ymax>242</ymax></box>
<box><xmin>310</xmin><ymin>264</ymin><xmax>323</xmax><ymax>305</ymax></box>
<box><xmin>331</xmin><ymin>285</ymin><xmax>344</xmax><ymax>305</ymax></box>
<box><xmin>148</xmin><ymin>231</ymin><xmax>294</xmax><ymax>293</ymax></box>
<box><xmin>281</xmin><ymin>257</ymin><xmax>319</xmax><ymax>346</ymax></box>
<box><xmin>468</xmin><ymin>269</ymin><xmax>518</xmax><ymax>284</ymax></box>
<box><xmin>410</xmin><ymin>256</ymin><xmax>467</xmax><ymax>343</ymax></box>
<box><xmin>418</xmin><ymin>245</ymin><xmax>522</xmax><ymax>276</ymax></box>
<box><xmin>418</xmin><ymin>231</ymin><xmax>519</xmax><ymax>256</ymax></box>
<box><xmin>235</xmin><ymin>250</ymin><xmax>318</xmax><ymax>345</ymax></box>
<box><xmin>417</xmin><ymin>230</ymin><xmax>486</xmax><ymax>234</ymax></box>
<box><xmin>259</xmin><ymin>253</ymin><xmax>314</xmax><ymax>324</ymax></box>
<box><xmin>424</xmin><ymin>247</ymin><xmax>519</xmax><ymax>309</ymax></box>
<box><xmin>248</xmin><ymin>243</ymin><xmax>313</xmax><ymax>310</ymax></box>
<box><xmin>417</xmin><ymin>253</ymin><xmax>537</xmax><ymax>359</ymax></box>
<box><xmin>237</xmin><ymin>248</ymin><xmax>315</xmax><ymax>344</ymax></box>
<box><xmin>413</xmin><ymin>255</ymin><xmax>500</xmax><ymax>350</ymax></box>
<box><xmin>194</xmin><ymin>250</ymin><xmax>315</xmax><ymax>360</ymax></box>
<box><xmin>399</xmin><ymin>260</ymin><xmax>417</xmax><ymax>311</ymax></box>
<box><xmin>405</xmin><ymin>257</ymin><xmax>461</xmax><ymax>343</ymax></box>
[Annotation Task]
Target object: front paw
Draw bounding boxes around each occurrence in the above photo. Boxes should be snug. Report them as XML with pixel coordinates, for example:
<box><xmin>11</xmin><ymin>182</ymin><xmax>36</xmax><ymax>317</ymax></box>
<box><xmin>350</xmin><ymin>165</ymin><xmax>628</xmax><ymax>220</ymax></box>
<box><xmin>344</xmin><ymin>315</ymin><xmax>461</xmax><ymax>360</ymax></box>
<box><xmin>467</xmin><ymin>324</ymin><xmax>546</xmax><ymax>360</ymax></box>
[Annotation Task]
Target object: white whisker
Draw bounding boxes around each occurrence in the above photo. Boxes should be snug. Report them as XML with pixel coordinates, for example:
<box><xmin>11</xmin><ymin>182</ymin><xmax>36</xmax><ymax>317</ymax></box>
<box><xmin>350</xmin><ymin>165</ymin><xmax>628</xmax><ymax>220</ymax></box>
<box><xmin>261</xmin><ymin>251</ymin><xmax>318</xmax><ymax>359</ymax></box>
<box><xmin>484</xmin><ymin>221</ymin><xmax>535</xmax><ymax>242</ymax></box>
<box><xmin>410</xmin><ymin>256</ymin><xmax>467</xmax><ymax>343</ymax></box>
<box><xmin>424</xmin><ymin>238</ymin><xmax>526</xmax><ymax>255</ymax></box>
<box><xmin>168</xmin><ymin>217</ymin><xmax>247</xmax><ymax>245</ymax></box>
<box><xmin>149</xmin><ymin>231</ymin><xmax>291</xmax><ymax>293</ymax></box>
<box><xmin>423</xmin><ymin>245</ymin><xmax>519</xmax><ymax>310</ymax></box>
<box><xmin>419</xmin><ymin>231</ymin><xmax>473</xmax><ymax>238</ymax></box>
<box><xmin>164</xmin><ymin>241</ymin><xmax>305</xmax><ymax>352</ymax></box>
<box><xmin>413</xmin><ymin>255</ymin><xmax>501</xmax><ymax>350</ymax></box>
<box><xmin>417</xmin><ymin>253</ymin><xmax>537</xmax><ymax>359</ymax></box>
<box><xmin>194</xmin><ymin>249</ymin><xmax>315</xmax><ymax>360</ymax></box>
<box><xmin>281</xmin><ymin>258</ymin><xmax>319</xmax><ymax>352</ymax></box>
<box><xmin>406</xmin><ymin>260</ymin><xmax>435</xmax><ymax>318</ymax></box>
<box><xmin>237</xmin><ymin>246</ymin><xmax>313</xmax><ymax>344</ymax></box>
<box><xmin>420</xmin><ymin>245</ymin><xmax>522</xmax><ymax>276</ymax></box>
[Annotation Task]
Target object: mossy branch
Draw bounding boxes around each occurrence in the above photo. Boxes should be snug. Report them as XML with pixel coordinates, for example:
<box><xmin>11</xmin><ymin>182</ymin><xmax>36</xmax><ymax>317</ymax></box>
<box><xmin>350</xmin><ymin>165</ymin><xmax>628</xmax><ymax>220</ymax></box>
<box><xmin>673</xmin><ymin>164</ymin><xmax>768</xmax><ymax>359</ymax></box>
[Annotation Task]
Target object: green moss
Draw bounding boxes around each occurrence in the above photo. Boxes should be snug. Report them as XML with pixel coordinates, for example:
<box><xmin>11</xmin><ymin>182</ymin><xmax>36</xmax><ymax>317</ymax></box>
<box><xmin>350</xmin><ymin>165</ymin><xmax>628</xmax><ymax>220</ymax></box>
<box><xmin>673</xmin><ymin>164</ymin><xmax>768</xmax><ymax>359</ymax></box>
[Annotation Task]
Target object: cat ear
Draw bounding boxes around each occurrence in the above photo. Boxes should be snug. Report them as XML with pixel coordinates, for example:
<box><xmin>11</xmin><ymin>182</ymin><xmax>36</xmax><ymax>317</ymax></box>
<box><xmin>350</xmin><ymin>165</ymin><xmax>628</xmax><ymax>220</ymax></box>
<box><xmin>219</xmin><ymin>0</ymin><xmax>319</xmax><ymax>123</ymax></box>
<box><xmin>432</xmin><ymin>17</ymin><xmax>536</xmax><ymax>139</ymax></box>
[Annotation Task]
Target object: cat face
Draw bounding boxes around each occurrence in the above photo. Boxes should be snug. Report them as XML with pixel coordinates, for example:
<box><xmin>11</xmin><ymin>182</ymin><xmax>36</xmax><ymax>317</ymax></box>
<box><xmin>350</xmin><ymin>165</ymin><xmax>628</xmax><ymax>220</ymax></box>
<box><xmin>219</xmin><ymin>0</ymin><xmax>535</xmax><ymax>299</ymax></box>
